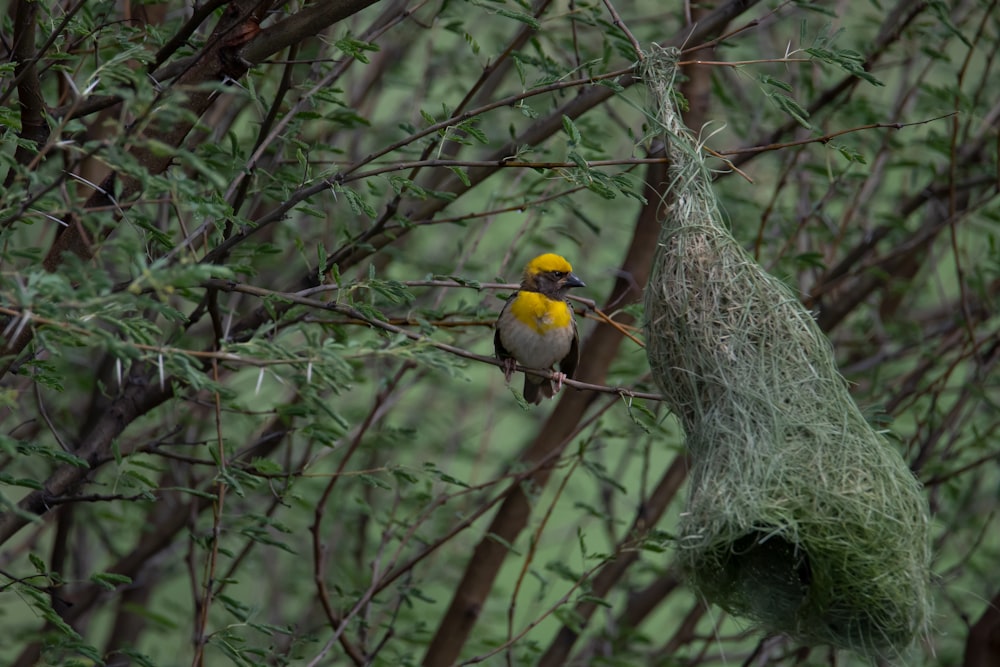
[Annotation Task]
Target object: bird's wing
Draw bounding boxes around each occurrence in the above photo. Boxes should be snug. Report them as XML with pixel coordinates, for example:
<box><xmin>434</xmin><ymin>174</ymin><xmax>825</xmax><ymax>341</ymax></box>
<box><xmin>494</xmin><ymin>293</ymin><xmax>516</xmax><ymax>361</ymax></box>
<box><xmin>559</xmin><ymin>305</ymin><xmax>580</xmax><ymax>379</ymax></box>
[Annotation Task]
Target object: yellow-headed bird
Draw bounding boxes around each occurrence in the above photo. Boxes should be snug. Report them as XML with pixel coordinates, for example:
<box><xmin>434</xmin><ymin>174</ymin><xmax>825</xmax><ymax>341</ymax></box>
<box><xmin>494</xmin><ymin>253</ymin><xmax>585</xmax><ymax>404</ymax></box>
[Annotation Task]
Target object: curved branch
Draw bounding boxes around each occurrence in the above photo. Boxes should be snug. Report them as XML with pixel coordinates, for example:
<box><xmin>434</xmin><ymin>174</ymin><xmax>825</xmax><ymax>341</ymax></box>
<box><xmin>0</xmin><ymin>373</ymin><xmax>173</xmax><ymax>546</ymax></box>
<box><xmin>241</xmin><ymin>0</ymin><xmax>384</xmax><ymax>65</ymax></box>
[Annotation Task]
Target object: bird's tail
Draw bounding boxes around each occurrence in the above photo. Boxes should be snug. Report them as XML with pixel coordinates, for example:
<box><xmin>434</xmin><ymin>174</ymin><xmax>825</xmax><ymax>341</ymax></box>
<box><xmin>522</xmin><ymin>376</ymin><xmax>554</xmax><ymax>405</ymax></box>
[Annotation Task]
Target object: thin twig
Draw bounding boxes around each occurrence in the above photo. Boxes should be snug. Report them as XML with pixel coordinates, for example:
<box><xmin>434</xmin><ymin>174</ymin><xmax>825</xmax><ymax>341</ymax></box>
<box><xmin>678</xmin><ymin>57</ymin><xmax>809</xmax><ymax>66</ymax></box>
<box><xmin>678</xmin><ymin>0</ymin><xmax>790</xmax><ymax>56</ymax></box>
<box><xmin>309</xmin><ymin>365</ymin><xmax>411</xmax><ymax>666</ymax></box>
<box><xmin>702</xmin><ymin>145</ymin><xmax>754</xmax><ymax>183</ymax></box>
<box><xmin>343</xmin><ymin>156</ymin><xmax>671</xmax><ymax>182</ymax></box>
<box><xmin>718</xmin><ymin>113</ymin><xmax>957</xmax><ymax>156</ymax></box>
<box><xmin>190</xmin><ymin>358</ymin><xmax>228</xmax><ymax>667</ymax></box>
<box><xmin>601</xmin><ymin>0</ymin><xmax>643</xmax><ymax>62</ymax></box>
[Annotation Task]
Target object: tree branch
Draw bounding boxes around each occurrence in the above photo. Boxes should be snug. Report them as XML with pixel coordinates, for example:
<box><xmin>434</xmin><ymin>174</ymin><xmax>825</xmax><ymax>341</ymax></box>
<box><xmin>965</xmin><ymin>591</ymin><xmax>1000</xmax><ymax>667</ymax></box>
<box><xmin>241</xmin><ymin>0</ymin><xmax>385</xmax><ymax>65</ymax></box>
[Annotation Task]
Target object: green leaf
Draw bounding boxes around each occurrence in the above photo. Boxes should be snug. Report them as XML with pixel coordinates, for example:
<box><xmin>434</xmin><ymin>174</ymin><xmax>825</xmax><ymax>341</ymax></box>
<box><xmin>553</xmin><ymin>607</ymin><xmax>586</xmax><ymax>633</ymax></box>
<box><xmin>368</xmin><ymin>278</ymin><xmax>413</xmax><ymax>304</ymax></box>
<box><xmin>760</xmin><ymin>75</ymin><xmax>792</xmax><ymax>92</ymax></box>
<box><xmin>545</xmin><ymin>560</ymin><xmax>580</xmax><ymax>582</ymax></box>
<box><xmin>391</xmin><ymin>467</ymin><xmax>419</xmax><ymax>484</ymax></box>
<box><xmin>581</xmin><ymin>458</ymin><xmax>627</xmax><ymax>494</ymax></box>
<box><xmin>464</xmin><ymin>31</ymin><xmax>481</xmax><ymax>55</ymax></box>
<box><xmin>388</xmin><ymin>175</ymin><xmax>429</xmax><ymax>199</ymax></box>
<box><xmin>448</xmin><ymin>165</ymin><xmax>471</xmax><ymax>186</ymax></box>
<box><xmin>121</xmin><ymin>602</ymin><xmax>180</xmax><ymax>630</ymax></box>
<box><xmin>29</xmin><ymin>553</ymin><xmax>47</xmax><ymax>575</ymax></box>
<box><xmin>485</xmin><ymin>532</ymin><xmax>522</xmax><ymax>555</ymax></box>
<box><xmin>806</xmin><ymin>46</ymin><xmax>883</xmax><ymax>87</ymax></box>
<box><xmin>170</xmin><ymin>486</ymin><xmax>219</xmax><ymax>500</ymax></box>
<box><xmin>576</xmin><ymin>594</ymin><xmax>612</xmax><ymax>608</ymax></box>
<box><xmin>433</xmin><ymin>274</ymin><xmax>481</xmax><ymax>289</ymax></box>
<box><xmin>90</xmin><ymin>572</ymin><xmax>133</xmax><ymax>591</ymax></box>
<box><xmin>116</xmin><ymin>649</ymin><xmax>158</xmax><ymax>667</ymax></box>
<box><xmin>929</xmin><ymin>0</ymin><xmax>972</xmax><ymax>48</ymax></box>
<box><xmin>122</xmin><ymin>468</ymin><xmax>157</xmax><ymax>489</ymax></box>
<box><xmin>462</xmin><ymin>122</ymin><xmax>489</xmax><ymax>145</ymax></box>
<box><xmin>240</xmin><ymin>527</ymin><xmax>298</xmax><ymax>553</ymax></box>
<box><xmin>250</xmin><ymin>457</ymin><xmax>284</xmax><ymax>475</ymax></box>
<box><xmin>562</xmin><ymin>115</ymin><xmax>582</xmax><ymax>146</ymax></box>
<box><xmin>342</xmin><ymin>187</ymin><xmax>378</xmax><ymax>218</ymax></box>
<box><xmin>769</xmin><ymin>92</ymin><xmax>813</xmax><ymax>129</ymax></box>
<box><xmin>791</xmin><ymin>0</ymin><xmax>837</xmax><ymax>16</ymax></box>
<box><xmin>470</xmin><ymin>0</ymin><xmax>540</xmax><ymax>28</ymax></box>
<box><xmin>49</xmin><ymin>449</ymin><xmax>89</xmax><ymax>468</ymax></box>
<box><xmin>0</xmin><ymin>473</ymin><xmax>43</xmax><ymax>489</ymax></box>
<box><xmin>833</xmin><ymin>142</ymin><xmax>868</xmax><ymax>164</ymax></box>
<box><xmin>335</xmin><ymin>36</ymin><xmax>380</xmax><ymax>63</ymax></box>
<box><xmin>794</xmin><ymin>251</ymin><xmax>827</xmax><ymax>269</ymax></box>
<box><xmin>358</xmin><ymin>473</ymin><xmax>392</xmax><ymax>489</ymax></box>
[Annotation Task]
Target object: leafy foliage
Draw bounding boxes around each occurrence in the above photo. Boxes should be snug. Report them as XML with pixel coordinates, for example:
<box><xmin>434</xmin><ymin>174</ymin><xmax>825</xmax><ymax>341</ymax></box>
<box><xmin>0</xmin><ymin>1</ymin><xmax>997</xmax><ymax>666</ymax></box>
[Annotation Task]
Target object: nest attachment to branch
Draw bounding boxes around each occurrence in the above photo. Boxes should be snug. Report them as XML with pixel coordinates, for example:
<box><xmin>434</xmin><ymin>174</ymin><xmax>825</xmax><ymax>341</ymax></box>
<box><xmin>641</xmin><ymin>45</ymin><xmax>931</xmax><ymax>658</ymax></box>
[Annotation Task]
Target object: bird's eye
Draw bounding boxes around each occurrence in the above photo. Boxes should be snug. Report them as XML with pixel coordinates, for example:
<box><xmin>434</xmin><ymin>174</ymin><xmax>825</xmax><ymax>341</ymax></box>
<box><xmin>552</xmin><ymin>271</ymin><xmax>566</xmax><ymax>278</ymax></box>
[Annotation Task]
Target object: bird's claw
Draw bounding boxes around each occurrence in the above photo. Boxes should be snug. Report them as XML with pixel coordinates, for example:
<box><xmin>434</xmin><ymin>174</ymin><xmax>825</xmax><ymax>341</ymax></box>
<box><xmin>502</xmin><ymin>358</ymin><xmax>517</xmax><ymax>383</ymax></box>
<box><xmin>553</xmin><ymin>371</ymin><xmax>567</xmax><ymax>392</ymax></box>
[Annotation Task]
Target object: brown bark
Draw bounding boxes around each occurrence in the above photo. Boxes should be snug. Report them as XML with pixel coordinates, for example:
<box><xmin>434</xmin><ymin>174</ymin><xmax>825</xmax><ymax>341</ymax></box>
<box><xmin>965</xmin><ymin>591</ymin><xmax>1000</xmax><ymax>667</ymax></box>
<box><xmin>6</xmin><ymin>0</ymin><xmax>47</xmax><ymax>183</ymax></box>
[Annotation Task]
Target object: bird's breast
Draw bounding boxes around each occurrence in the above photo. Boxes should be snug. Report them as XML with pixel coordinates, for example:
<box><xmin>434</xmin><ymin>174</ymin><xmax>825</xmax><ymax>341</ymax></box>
<box><xmin>508</xmin><ymin>291</ymin><xmax>572</xmax><ymax>333</ymax></box>
<box><xmin>498</xmin><ymin>292</ymin><xmax>575</xmax><ymax>369</ymax></box>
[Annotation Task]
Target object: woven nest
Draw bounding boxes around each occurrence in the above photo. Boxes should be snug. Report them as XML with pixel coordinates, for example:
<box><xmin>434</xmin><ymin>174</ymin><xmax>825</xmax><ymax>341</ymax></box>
<box><xmin>642</xmin><ymin>46</ymin><xmax>931</xmax><ymax>658</ymax></box>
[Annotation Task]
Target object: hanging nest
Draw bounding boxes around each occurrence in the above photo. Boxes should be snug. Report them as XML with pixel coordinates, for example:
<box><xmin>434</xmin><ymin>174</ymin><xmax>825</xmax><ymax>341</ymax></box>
<box><xmin>641</xmin><ymin>45</ymin><xmax>931</xmax><ymax>658</ymax></box>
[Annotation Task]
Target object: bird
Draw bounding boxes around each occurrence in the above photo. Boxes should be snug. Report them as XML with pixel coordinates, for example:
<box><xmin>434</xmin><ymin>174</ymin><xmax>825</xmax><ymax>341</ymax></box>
<box><xmin>494</xmin><ymin>253</ymin><xmax>585</xmax><ymax>404</ymax></box>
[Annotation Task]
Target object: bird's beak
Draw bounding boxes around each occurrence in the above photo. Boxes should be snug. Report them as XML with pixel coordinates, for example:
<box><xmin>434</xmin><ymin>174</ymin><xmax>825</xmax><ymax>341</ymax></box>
<box><xmin>564</xmin><ymin>272</ymin><xmax>586</xmax><ymax>288</ymax></box>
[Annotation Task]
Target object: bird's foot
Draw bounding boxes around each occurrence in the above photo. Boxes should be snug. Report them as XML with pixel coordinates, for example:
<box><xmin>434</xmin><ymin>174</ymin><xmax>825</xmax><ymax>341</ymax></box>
<box><xmin>552</xmin><ymin>371</ymin><xmax>567</xmax><ymax>392</ymax></box>
<box><xmin>501</xmin><ymin>358</ymin><xmax>517</xmax><ymax>383</ymax></box>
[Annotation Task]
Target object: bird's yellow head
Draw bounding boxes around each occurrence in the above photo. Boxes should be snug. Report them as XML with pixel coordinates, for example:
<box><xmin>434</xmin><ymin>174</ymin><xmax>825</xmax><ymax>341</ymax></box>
<box><xmin>521</xmin><ymin>253</ymin><xmax>585</xmax><ymax>297</ymax></box>
<box><xmin>525</xmin><ymin>253</ymin><xmax>574</xmax><ymax>277</ymax></box>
